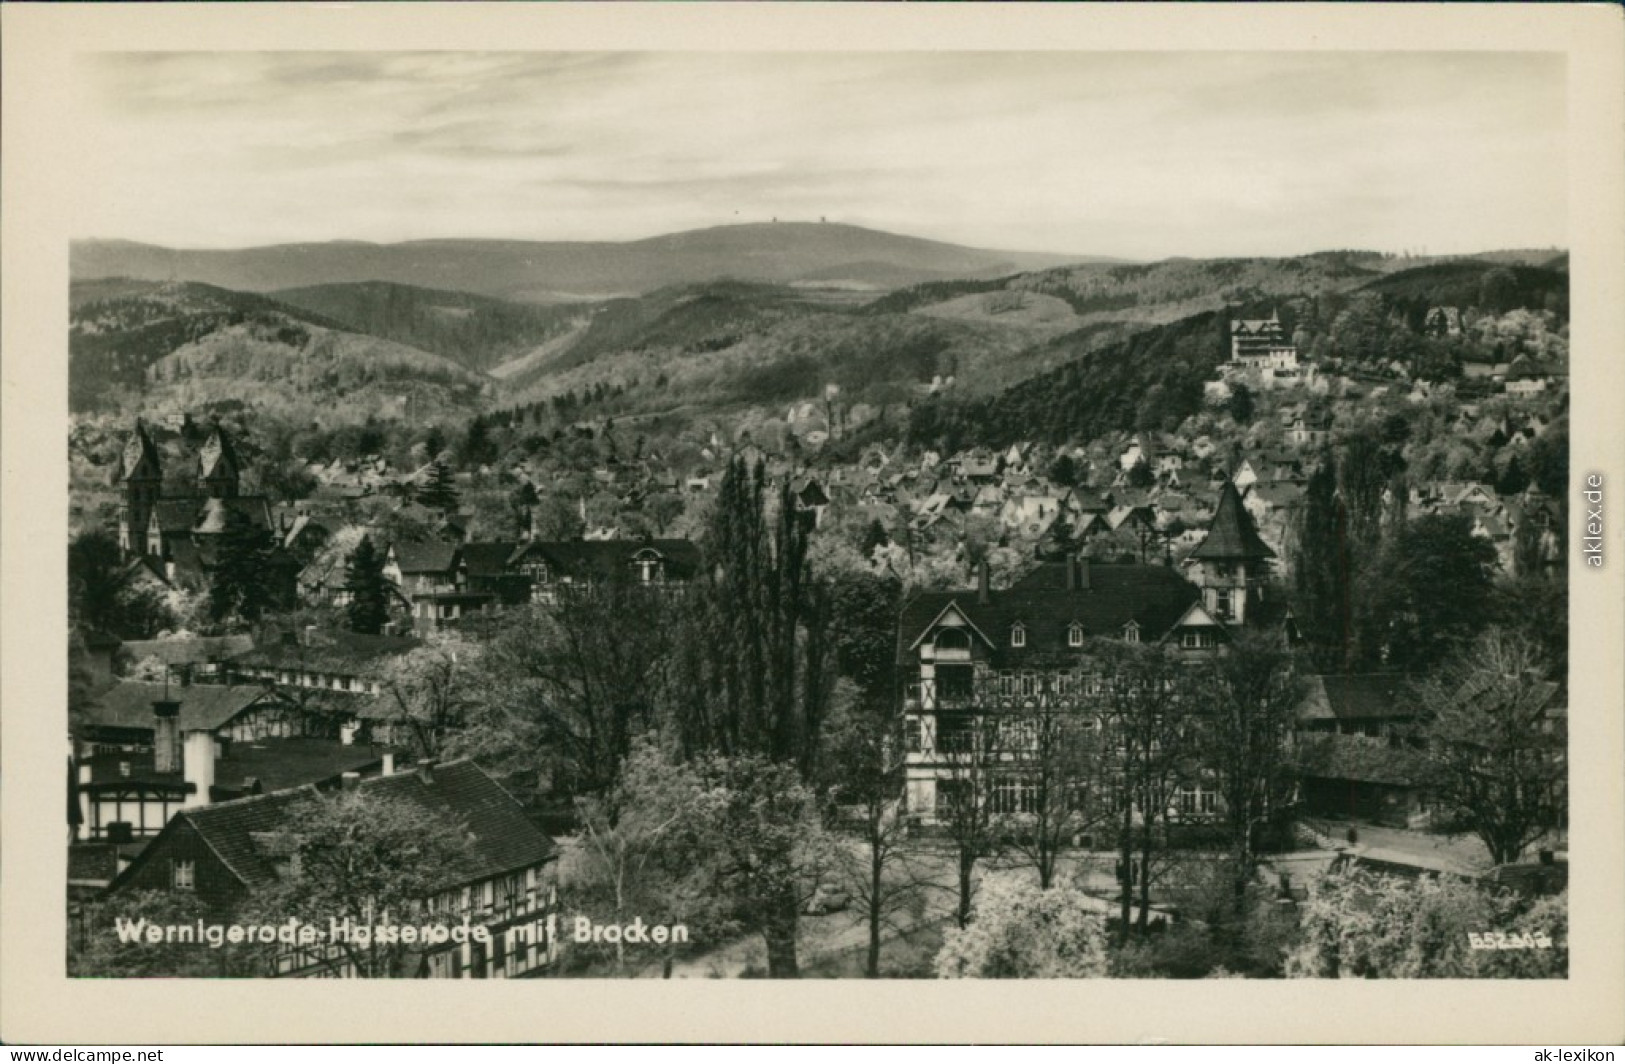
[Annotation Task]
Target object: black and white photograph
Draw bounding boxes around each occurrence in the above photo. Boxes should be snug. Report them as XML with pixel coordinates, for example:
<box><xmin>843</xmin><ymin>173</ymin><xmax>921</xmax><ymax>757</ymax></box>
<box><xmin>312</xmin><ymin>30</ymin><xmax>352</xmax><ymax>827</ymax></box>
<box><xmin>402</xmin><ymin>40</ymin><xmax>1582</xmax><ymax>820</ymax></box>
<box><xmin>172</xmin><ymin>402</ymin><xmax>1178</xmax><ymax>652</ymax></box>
<box><xmin>5</xmin><ymin>1</ymin><xmax>1624</xmax><ymax>1046</ymax></box>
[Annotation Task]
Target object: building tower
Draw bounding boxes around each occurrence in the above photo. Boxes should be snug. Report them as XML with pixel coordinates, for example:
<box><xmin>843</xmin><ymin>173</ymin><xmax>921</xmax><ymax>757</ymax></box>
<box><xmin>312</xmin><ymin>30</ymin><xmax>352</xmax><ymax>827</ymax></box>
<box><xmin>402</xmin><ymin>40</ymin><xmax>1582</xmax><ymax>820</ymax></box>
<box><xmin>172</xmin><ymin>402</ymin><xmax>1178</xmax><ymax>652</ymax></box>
<box><xmin>197</xmin><ymin>422</ymin><xmax>241</xmax><ymax>499</ymax></box>
<box><xmin>1186</xmin><ymin>481</ymin><xmax>1275</xmax><ymax>626</ymax></box>
<box><xmin>116</xmin><ymin>419</ymin><xmax>163</xmax><ymax>558</ymax></box>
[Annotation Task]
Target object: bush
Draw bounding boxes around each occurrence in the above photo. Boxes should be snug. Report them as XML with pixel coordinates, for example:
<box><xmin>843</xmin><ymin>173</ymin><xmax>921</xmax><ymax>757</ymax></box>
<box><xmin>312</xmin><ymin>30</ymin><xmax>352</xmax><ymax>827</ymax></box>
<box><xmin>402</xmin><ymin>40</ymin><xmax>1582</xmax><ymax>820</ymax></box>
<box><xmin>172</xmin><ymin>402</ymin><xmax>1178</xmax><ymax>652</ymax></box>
<box><xmin>935</xmin><ymin>874</ymin><xmax>1109</xmax><ymax>978</ymax></box>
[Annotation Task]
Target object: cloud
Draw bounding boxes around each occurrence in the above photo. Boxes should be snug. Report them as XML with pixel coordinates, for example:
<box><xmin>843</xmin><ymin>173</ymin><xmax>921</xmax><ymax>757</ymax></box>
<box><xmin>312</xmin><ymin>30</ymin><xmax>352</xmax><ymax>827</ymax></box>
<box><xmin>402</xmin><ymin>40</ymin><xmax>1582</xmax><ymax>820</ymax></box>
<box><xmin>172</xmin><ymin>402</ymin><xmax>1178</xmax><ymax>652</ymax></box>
<box><xmin>71</xmin><ymin>51</ymin><xmax>1566</xmax><ymax>257</ymax></box>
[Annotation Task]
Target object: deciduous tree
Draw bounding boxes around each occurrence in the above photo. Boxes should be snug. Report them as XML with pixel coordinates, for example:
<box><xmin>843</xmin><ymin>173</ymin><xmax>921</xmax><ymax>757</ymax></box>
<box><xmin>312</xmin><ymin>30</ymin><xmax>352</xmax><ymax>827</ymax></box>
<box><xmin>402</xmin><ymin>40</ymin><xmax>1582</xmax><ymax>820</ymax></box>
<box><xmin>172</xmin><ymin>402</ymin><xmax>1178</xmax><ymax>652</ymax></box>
<box><xmin>1410</xmin><ymin>629</ymin><xmax>1566</xmax><ymax>865</ymax></box>
<box><xmin>935</xmin><ymin>873</ymin><xmax>1110</xmax><ymax>978</ymax></box>
<box><xmin>246</xmin><ymin>787</ymin><xmax>479</xmax><ymax>978</ymax></box>
<box><xmin>380</xmin><ymin>630</ymin><xmax>483</xmax><ymax>759</ymax></box>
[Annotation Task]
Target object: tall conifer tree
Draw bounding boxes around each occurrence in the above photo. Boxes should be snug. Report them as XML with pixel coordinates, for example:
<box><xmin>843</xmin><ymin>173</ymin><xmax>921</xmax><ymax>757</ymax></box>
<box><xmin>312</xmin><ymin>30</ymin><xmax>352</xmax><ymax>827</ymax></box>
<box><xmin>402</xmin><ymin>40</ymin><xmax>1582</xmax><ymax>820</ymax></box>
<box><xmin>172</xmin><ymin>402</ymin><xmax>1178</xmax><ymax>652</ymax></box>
<box><xmin>345</xmin><ymin>535</ymin><xmax>391</xmax><ymax>635</ymax></box>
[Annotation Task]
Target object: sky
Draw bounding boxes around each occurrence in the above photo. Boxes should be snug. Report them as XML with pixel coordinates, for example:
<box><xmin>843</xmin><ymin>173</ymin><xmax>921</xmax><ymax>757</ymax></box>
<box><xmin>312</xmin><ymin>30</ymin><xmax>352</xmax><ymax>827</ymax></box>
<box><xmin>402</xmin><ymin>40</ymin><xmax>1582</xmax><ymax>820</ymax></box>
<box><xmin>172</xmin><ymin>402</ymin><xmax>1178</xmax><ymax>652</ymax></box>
<box><xmin>71</xmin><ymin>51</ymin><xmax>1567</xmax><ymax>260</ymax></box>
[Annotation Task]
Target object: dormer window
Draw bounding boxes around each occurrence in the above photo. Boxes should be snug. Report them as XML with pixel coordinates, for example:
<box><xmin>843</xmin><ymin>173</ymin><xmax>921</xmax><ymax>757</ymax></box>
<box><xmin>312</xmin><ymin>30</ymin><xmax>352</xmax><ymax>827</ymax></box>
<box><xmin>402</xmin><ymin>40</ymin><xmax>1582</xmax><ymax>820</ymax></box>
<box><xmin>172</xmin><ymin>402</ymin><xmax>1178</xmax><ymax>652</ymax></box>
<box><xmin>632</xmin><ymin>553</ymin><xmax>664</xmax><ymax>584</ymax></box>
<box><xmin>1010</xmin><ymin>624</ymin><xmax>1026</xmax><ymax>648</ymax></box>
<box><xmin>1123</xmin><ymin>622</ymin><xmax>1141</xmax><ymax>644</ymax></box>
<box><xmin>1067</xmin><ymin>623</ymin><xmax>1085</xmax><ymax>648</ymax></box>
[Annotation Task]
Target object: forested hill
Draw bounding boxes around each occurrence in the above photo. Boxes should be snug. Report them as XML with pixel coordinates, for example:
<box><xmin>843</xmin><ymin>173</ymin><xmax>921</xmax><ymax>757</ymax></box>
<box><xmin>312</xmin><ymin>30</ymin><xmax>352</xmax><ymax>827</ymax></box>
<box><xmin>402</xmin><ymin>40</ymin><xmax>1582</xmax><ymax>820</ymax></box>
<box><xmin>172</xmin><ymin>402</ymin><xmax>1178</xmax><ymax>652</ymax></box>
<box><xmin>903</xmin><ymin>258</ymin><xmax>1570</xmax><ymax>453</ymax></box>
<box><xmin>906</xmin><ymin>311</ymin><xmax>1230</xmax><ymax>452</ymax></box>
<box><xmin>69</xmin><ymin>281</ymin><xmax>349</xmax><ymax>410</ymax></box>
<box><xmin>272</xmin><ymin>281</ymin><xmax>588</xmax><ymax>374</ymax></box>
<box><xmin>69</xmin><ymin>279</ymin><xmax>485</xmax><ymax>418</ymax></box>
<box><xmin>1355</xmin><ymin>261</ymin><xmax>1568</xmax><ymax>318</ymax></box>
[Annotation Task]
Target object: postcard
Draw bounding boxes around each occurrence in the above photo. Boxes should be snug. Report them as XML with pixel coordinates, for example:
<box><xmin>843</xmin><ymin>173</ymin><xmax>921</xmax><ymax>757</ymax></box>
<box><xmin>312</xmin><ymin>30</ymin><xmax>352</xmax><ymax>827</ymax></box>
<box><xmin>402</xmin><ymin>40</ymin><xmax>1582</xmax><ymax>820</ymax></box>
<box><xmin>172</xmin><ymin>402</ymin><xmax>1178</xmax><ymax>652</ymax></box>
<box><xmin>3</xmin><ymin>1</ymin><xmax>1622</xmax><ymax>1045</ymax></box>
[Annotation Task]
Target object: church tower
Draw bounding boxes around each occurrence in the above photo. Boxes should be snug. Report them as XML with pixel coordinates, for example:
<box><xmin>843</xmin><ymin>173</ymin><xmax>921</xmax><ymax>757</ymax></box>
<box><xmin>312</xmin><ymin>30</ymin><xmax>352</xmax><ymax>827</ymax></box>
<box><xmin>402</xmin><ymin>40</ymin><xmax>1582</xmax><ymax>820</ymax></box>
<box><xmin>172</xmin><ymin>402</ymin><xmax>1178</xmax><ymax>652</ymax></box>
<box><xmin>197</xmin><ymin>422</ymin><xmax>241</xmax><ymax>499</ymax></box>
<box><xmin>1186</xmin><ymin>481</ymin><xmax>1275</xmax><ymax>625</ymax></box>
<box><xmin>116</xmin><ymin>419</ymin><xmax>163</xmax><ymax>557</ymax></box>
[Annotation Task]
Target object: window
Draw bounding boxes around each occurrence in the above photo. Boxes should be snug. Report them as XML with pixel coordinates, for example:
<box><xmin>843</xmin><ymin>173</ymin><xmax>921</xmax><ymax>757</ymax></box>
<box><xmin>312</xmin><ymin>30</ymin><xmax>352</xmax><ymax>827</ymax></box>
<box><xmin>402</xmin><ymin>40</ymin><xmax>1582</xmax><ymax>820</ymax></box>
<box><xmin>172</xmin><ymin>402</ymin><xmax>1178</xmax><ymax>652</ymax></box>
<box><xmin>118</xmin><ymin>761</ymin><xmax>131</xmax><ymax>778</ymax></box>
<box><xmin>904</xmin><ymin>717</ymin><xmax>922</xmax><ymax>754</ymax></box>
<box><xmin>1068</xmin><ymin>624</ymin><xmax>1085</xmax><ymax>648</ymax></box>
<box><xmin>1214</xmin><ymin>589</ymin><xmax>1233</xmax><ymax>619</ymax></box>
<box><xmin>171</xmin><ymin>859</ymin><xmax>195</xmax><ymax>891</ymax></box>
<box><xmin>936</xmin><ymin>780</ymin><xmax>969</xmax><ymax>818</ymax></box>
<box><xmin>1019</xmin><ymin>672</ymin><xmax>1038</xmax><ymax>698</ymax></box>
<box><xmin>936</xmin><ymin>665</ymin><xmax>974</xmax><ymax>704</ymax></box>
<box><xmin>1123</xmin><ymin>623</ymin><xmax>1140</xmax><ymax>644</ymax></box>
<box><xmin>998</xmin><ymin>718</ymin><xmax>1037</xmax><ymax>752</ymax></box>
<box><xmin>991</xmin><ymin>778</ymin><xmax>1038</xmax><ymax>816</ymax></box>
<box><xmin>1174</xmin><ymin>785</ymin><xmax>1217</xmax><ymax>817</ymax></box>
<box><xmin>1010</xmin><ymin>624</ymin><xmax>1026</xmax><ymax>648</ymax></box>
<box><xmin>1180</xmin><ymin>630</ymin><xmax>1215</xmax><ymax>649</ymax></box>
<box><xmin>936</xmin><ymin>714</ymin><xmax>974</xmax><ymax>754</ymax></box>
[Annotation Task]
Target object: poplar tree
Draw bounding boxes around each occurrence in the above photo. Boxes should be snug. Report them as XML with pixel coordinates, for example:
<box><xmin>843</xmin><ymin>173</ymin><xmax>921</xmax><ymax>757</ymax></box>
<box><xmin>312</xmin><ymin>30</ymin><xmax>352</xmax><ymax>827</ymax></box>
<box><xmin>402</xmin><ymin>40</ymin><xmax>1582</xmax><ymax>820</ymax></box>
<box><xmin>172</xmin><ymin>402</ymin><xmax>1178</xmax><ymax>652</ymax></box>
<box><xmin>1292</xmin><ymin>453</ymin><xmax>1354</xmax><ymax>668</ymax></box>
<box><xmin>669</xmin><ymin>455</ymin><xmax>836</xmax><ymax>977</ymax></box>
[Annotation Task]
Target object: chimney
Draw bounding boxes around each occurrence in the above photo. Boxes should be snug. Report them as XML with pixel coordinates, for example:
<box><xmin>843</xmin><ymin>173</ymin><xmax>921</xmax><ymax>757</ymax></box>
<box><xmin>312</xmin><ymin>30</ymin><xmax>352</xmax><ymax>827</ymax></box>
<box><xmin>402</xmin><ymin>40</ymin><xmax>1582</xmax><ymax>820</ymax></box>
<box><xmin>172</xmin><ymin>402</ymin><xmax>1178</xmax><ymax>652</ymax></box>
<box><xmin>1077</xmin><ymin>557</ymin><xmax>1091</xmax><ymax>591</ymax></box>
<box><xmin>1539</xmin><ymin>848</ymin><xmax>1555</xmax><ymax>866</ymax></box>
<box><xmin>977</xmin><ymin>560</ymin><xmax>990</xmax><ymax>605</ymax></box>
<box><xmin>381</xmin><ymin>752</ymin><xmax>396</xmax><ymax>777</ymax></box>
<box><xmin>341</xmin><ymin>771</ymin><xmax>361</xmax><ymax>792</ymax></box>
<box><xmin>1065</xmin><ymin>556</ymin><xmax>1076</xmax><ymax>592</ymax></box>
<box><xmin>76</xmin><ymin>762</ymin><xmax>93</xmax><ymax>841</ymax></box>
<box><xmin>152</xmin><ymin>700</ymin><xmax>182</xmax><ymax>774</ymax></box>
<box><xmin>243</xmin><ymin>776</ymin><xmax>263</xmax><ymax>796</ymax></box>
<box><xmin>182</xmin><ymin>731</ymin><xmax>216</xmax><ymax>809</ymax></box>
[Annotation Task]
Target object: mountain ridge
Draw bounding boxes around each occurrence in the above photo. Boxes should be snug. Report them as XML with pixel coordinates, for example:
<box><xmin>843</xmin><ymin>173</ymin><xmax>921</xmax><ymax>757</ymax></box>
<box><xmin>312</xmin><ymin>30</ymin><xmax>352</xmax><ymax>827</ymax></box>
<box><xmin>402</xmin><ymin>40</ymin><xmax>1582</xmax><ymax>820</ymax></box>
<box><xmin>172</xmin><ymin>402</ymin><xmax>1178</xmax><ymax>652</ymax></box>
<box><xmin>70</xmin><ymin>222</ymin><xmax>1107</xmax><ymax>303</ymax></box>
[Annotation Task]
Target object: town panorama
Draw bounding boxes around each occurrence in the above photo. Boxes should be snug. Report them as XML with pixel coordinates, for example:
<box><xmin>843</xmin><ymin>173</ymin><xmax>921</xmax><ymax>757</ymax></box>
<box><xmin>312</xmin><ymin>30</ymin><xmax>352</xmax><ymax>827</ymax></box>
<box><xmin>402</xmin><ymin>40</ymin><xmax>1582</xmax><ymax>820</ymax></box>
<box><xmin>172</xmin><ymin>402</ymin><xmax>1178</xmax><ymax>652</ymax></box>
<box><xmin>65</xmin><ymin>223</ymin><xmax>1570</xmax><ymax>980</ymax></box>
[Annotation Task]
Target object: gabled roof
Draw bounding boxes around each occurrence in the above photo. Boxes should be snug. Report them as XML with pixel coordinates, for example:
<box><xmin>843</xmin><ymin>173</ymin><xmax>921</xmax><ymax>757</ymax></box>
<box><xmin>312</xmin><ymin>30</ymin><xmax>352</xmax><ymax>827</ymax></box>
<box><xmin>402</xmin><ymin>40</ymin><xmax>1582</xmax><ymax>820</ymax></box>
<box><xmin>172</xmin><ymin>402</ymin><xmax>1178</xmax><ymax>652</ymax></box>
<box><xmin>460</xmin><ymin>541</ymin><xmax>522</xmax><ymax>579</ymax></box>
<box><xmin>122</xmin><ymin>635</ymin><xmax>255</xmax><ymax>667</ymax></box>
<box><xmin>198</xmin><ymin>424</ymin><xmax>241</xmax><ymax>482</ymax></box>
<box><xmin>82</xmin><ymin>681</ymin><xmax>295</xmax><ymax>735</ymax></box>
<box><xmin>390</xmin><ymin>542</ymin><xmax>460</xmax><ymax>574</ymax></box>
<box><xmin>904</xmin><ymin>600</ymin><xmax>997</xmax><ymax>652</ymax></box>
<box><xmin>119</xmin><ymin>420</ymin><xmax>163</xmax><ymax>483</ymax></box>
<box><xmin>1295</xmin><ymin>673</ymin><xmax>1411</xmax><ymax>722</ymax></box>
<box><xmin>1189</xmin><ymin>482</ymin><xmax>1276</xmax><ymax>562</ymax></box>
<box><xmin>80</xmin><ymin>738</ymin><xmax>385</xmax><ymax>797</ymax></box>
<box><xmin>897</xmin><ymin>561</ymin><xmax>1202</xmax><ymax>666</ymax></box>
<box><xmin>112</xmin><ymin>759</ymin><xmax>557</xmax><ymax>896</ymax></box>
